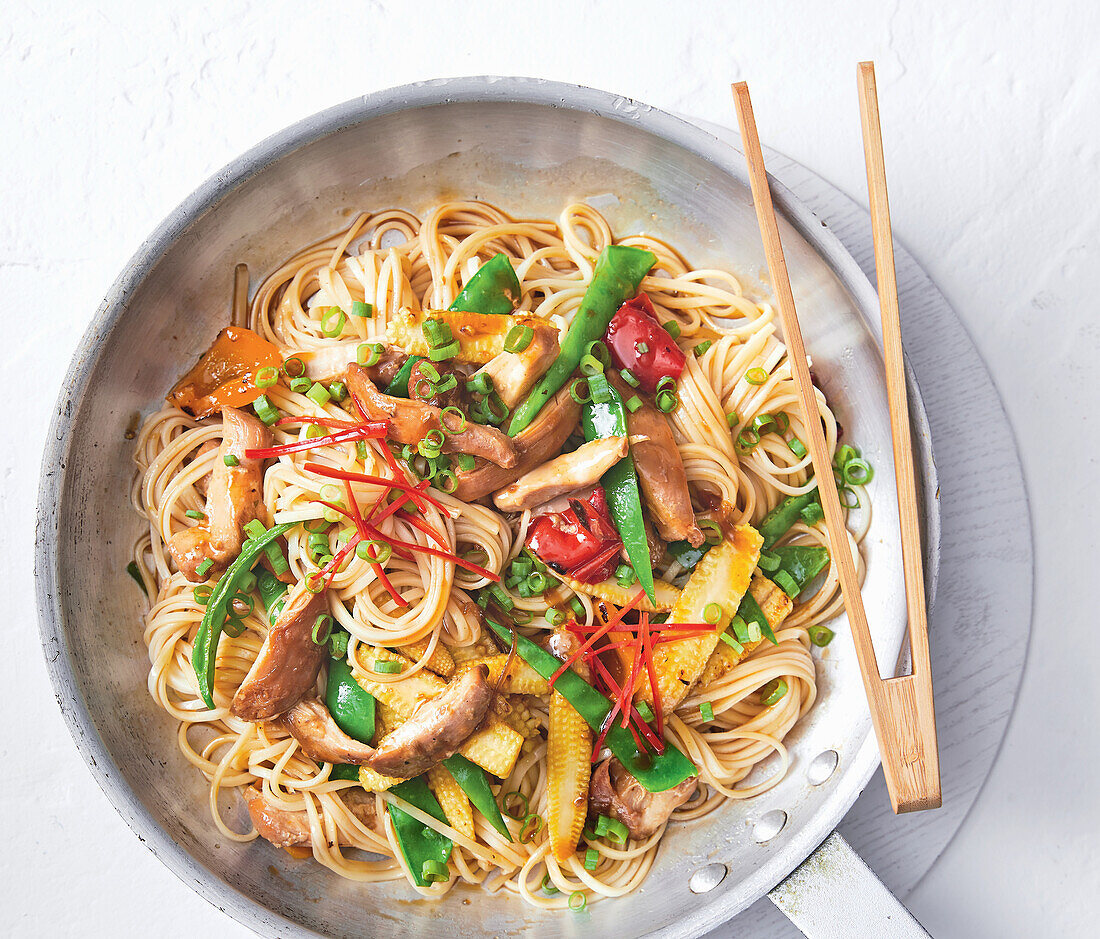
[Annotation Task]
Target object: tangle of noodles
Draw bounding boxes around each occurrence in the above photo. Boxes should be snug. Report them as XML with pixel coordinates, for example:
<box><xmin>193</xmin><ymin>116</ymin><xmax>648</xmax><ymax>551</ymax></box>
<box><xmin>130</xmin><ymin>201</ymin><xmax>870</xmax><ymax>909</ymax></box>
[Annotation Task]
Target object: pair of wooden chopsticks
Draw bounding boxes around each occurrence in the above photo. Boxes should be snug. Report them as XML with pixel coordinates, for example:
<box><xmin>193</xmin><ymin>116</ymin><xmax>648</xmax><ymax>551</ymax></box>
<box><xmin>732</xmin><ymin>63</ymin><xmax>941</xmax><ymax>813</ymax></box>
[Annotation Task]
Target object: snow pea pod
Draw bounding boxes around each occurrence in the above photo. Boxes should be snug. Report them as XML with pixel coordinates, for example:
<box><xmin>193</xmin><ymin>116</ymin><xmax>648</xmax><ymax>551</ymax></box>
<box><xmin>387</xmin><ymin>777</ymin><xmax>453</xmax><ymax>886</ymax></box>
<box><xmin>772</xmin><ymin>544</ymin><xmax>830</xmax><ymax>594</ymax></box>
<box><xmin>192</xmin><ymin>522</ymin><xmax>295</xmax><ymax>709</ymax></box>
<box><xmin>759</xmin><ymin>489</ymin><xmax>820</xmax><ymax>549</ymax></box>
<box><xmin>484</xmin><ymin>618</ymin><xmax>696</xmax><ymax>793</ymax></box>
<box><xmin>507</xmin><ymin>245</ymin><xmax>655</xmax><ymax>436</ymax></box>
<box><xmin>383</xmin><ymin>355</ymin><xmax>424</xmax><ymax>397</ymax></box>
<box><xmin>326</xmin><ymin>654</ymin><xmax>376</xmax><ymax>744</ymax></box>
<box><xmin>582</xmin><ymin>381</ymin><xmax>655</xmax><ymax>603</ymax></box>
<box><xmin>256</xmin><ymin>567</ymin><xmax>288</xmax><ymax>624</ymax></box>
<box><xmin>442</xmin><ymin>754</ymin><xmax>512</xmax><ymax>841</ymax></box>
<box><xmin>448</xmin><ymin>252</ymin><xmax>521</xmax><ymax>317</ymax></box>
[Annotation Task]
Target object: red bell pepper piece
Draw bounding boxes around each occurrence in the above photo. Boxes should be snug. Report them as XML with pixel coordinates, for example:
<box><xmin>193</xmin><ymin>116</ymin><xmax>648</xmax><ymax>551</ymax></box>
<box><xmin>604</xmin><ymin>293</ymin><xmax>686</xmax><ymax>394</ymax></box>
<box><xmin>526</xmin><ymin>487</ymin><xmax>622</xmax><ymax>583</ymax></box>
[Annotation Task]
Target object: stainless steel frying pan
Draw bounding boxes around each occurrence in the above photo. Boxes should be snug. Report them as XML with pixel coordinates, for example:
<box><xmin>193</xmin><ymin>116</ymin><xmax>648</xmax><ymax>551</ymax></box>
<box><xmin>35</xmin><ymin>77</ymin><xmax>939</xmax><ymax>938</ymax></box>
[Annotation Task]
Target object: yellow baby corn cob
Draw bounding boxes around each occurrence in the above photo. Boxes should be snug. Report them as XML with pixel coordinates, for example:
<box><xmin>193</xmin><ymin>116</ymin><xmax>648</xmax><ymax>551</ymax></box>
<box><xmin>697</xmin><ymin>574</ymin><xmax>794</xmax><ymax>687</ymax></box>
<box><xmin>547</xmin><ymin>689</ymin><xmax>592</xmax><ymax>863</ymax></box>
<box><xmin>428</xmin><ymin>764</ymin><xmax>475</xmax><ymax>839</ymax></box>
<box><xmin>396</xmin><ymin>637</ymin><xmax>455</xmax><ymax>677</ymax></box>
<box><xmin>556</xmin><ymin>573</ymin><xmax>680</xmax><ymax>612</ymax></box>
<box><xmin>635</xmin><ymin>525</ymin><xmax>763</xmax><ymax>710</ymax></box>
<box><xmin>357</xmin><ymin>765</ymin><xmax>404</xmax><ymax>792</ymax></box>
<box><xmin>386</xmin><ymin>308</ymin><xmax>546</xmax><ymax>364</ymax></box>
<box><xmin>460</xmin><ymin>654</ymin><xmax>550</xmax><ymax>694</ymax></box>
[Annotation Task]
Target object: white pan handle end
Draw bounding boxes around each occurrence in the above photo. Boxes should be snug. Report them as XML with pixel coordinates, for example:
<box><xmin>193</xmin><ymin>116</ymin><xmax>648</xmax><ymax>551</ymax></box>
<box><xmin>769</xmin><ymin>832</ymin><xmax>931</xmax><ymax>937</ymax></box>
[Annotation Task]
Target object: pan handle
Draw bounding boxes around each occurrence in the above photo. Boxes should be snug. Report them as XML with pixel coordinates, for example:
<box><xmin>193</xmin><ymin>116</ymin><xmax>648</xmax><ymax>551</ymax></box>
<box><xmin>768</xmin><ymin>832</ymin><xmax>931</xmax><ymax>937</ymax></box>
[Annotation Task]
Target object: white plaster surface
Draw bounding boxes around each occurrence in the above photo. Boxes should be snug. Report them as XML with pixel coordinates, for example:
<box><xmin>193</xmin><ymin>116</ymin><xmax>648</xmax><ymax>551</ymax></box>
<box><xmin>3</xmin><ymin>2</ymin><xmax>1098</xmax><ymax>936</ymax></box>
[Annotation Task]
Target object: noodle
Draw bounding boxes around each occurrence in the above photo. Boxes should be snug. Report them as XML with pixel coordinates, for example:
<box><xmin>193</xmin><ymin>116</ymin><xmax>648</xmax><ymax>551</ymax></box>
<box><xmin>131</xmin><ymin>200</ymin><xmax>868</xmax><ymax>907</ymax></box>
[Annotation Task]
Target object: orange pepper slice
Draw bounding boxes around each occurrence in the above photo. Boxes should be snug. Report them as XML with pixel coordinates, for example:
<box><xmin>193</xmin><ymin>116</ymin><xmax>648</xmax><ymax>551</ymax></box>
<box><xmin>167</xmin><ymin>326</ymin><xmax>283</xmax><ymax>418</ymax></box>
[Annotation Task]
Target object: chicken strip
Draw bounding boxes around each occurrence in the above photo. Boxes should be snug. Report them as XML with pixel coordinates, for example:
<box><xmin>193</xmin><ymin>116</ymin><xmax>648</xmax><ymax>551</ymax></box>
<box><xmin>344</xmin><ymin>364</ymin><xmax>517</xmax><ymax>468</ymax></box>
<box><xmin>168</xmin><ymin>406</ymin><xmax>270</xmax><ymax>582</ymax></box>
<box><xmin>492</xmin><ymin>436</ymin><xmax>627</xmax><ymax>512</ymax></box>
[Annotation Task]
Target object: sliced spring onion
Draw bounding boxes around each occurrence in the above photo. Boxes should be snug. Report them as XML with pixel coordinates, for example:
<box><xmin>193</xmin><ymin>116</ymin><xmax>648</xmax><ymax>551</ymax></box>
<box><xmin>693</xmin><ymin>339</ymin><xmax>713</xmax><ymax>356</ymax></box>
<box><xmin>625</xmin><ymin>395</ymin><xmax>643</xmax><ymax>413</ymax></box>
<box><xmin>253</xmin><ymin>395</ymin><xmax>279</xmax><ymax>425</ymax></box>
<box><xmin>662</xmin><ymin>319</ymin><xmax>681</xmax><ymax>339</ymax></box>
<box><xmin>504</xmin><ymin>323</ymin><xmax>534</xmax><ymax>353</ymax></box>
<box><xmin>436</xmin><ymin>469</ymin><xmax>458</xmax><ymax>493</ymax></box>
<box><xmin>255</xmin><ymin>365</ymin><xmax>278</xmax><ymax>388</ymax></box>
<box><xmin>773</xmin><ymin>411</ymin><xmax>790</xmax><ymax>434</ymax></box>
<box><xmin>195</xmin><ymin>558</ymin><xmax>214</xmax><ymax>577</ymax></box>
<box><xmin>454</xmin><ymin>453</ymin><xmax>475</xmax><ymax>472</ymax></box>
<box><xmin>808</xmin><ymin>625</ymin><xmax>835</xmax><ymax>647</ymax></box>
<box><xmin>635</xmin><ymin>341</ymin><xmax>649</xmax><ymax>354</ymax></box>
<box><xmin>726</xmin><ymin>412</ymin><xmax>739</xmax><ymax>428</ymax></box>
<box><xmin>373</xmin><ymin>660</ymin><xmax>402</xmax><ymax>674</ymax></box>
<box><xmin>351</xmin><ymin>300</ymin><xmax>373</xmax><ymax>318</ymax></box>
<box><xmin>773</xmin><ymin>569</ymin><xmax>801</xmax><ymax>598</ymax></box>
<box><xmin>192</xmin><ymin>584</ymin><xmax>212</xmax><ymax>605</ymax></box>
<box><xmin>699</xmin><ymin>519</ymin><xmax>722</xmax><ymax>545</ymax></box>
<box><xmin>428</xmin><ymin>339</ymin><xmax>460</xmax><ymax>362</ymax></box>
<box><xmin>737</xmin><ymin>429</ymin><xmax>760</xmax><ymax>451</ymax></box>
<box><xmin>281</xmin><ymin>356</ymin><xmax>305</xmax><ymax>378</ymax></box>
<box><xmin>760</xmin><ymin>678</ymin><xmax>788</xmax><ymax>706</ymax></box>
<box><xmin>546</xmin><ymin>607</ymin><xmax>566</xmax><ymax>626</ymax></box>
<box><xmin>569</xmin><ymin>891</ymin><xmax>587</xmax><ymax>912</ymax></box>
<box><xmin>569</xmin><ymin>378</ymin><xmax>591</xmax><ymax>404</ymax></box>
<box><xmin>289</xmin><ymin>376</ymin><xmax>312</xmax><ymax>393</ymax></box>
<box><xmin>357</xmin><ymin>342</ymin><xmax>384</xmax><ymax>367</ymax></box>
<box><xmin>655</xmin><ymin>390</ymin><xmax>678</xmax><ymax>413</ymax></box>
<box><xmin>579</xmin><ymin>353</ymin><xmax>605</xmax><ymax>376</ymax></box>
<box><xmin>328</xmin><ymin>381</ymin><xmax>347</xmax><ymax>401</ymax></box>
<box><xmin>788</xmin><ymin>437</ymin><xmax>807</xmax><ymax>458</ymax></box>
<box><xmin>757</xmin><ymin>550</ymin><xmax>780</xmax><ymax>572</ymax></box>
<box><xmin>421</xmin><ymin>859</ymin><xmax>450</xmax><ymax>883</ymax></box>
<box><xmin>541</xmin><ymin>873</ymin><xmax>559</xmax><ymax>895</ymax></box>
<box><xmin>306</xmin><ymin>382</ymin><xmax>331</xmax><ymax>407</ymax></box>
<box><xmin>619</xmin><ymin>367</ymin><xmax>639</xmax><ymax>387</ymax></box>
<box><xmin>719</xmin><ymin>631</ymin><xmax>744</xmax><ymax>653</ymax></box>
<box><xmin>584</xmin><ymin>848</ymin><xmax>599</xmax><ymax>871</ymax></box>
<box><xmin>842</xmin><ymin>458</ymin><xmax>873</xmax><ymax>485</ymax></box>
<box><xmin>320</xmin><ymin>306</ymin><xmax>346</xmax><ymax>338</ymax></box>
<box><xmin>440</xmin><ymin>406</ymin><xmax>467</xmax><ymax>434</ymax></box>
<box><xmin>501</xmin><ymin>790</ymin><xmax>529</xmax><ymax>821</ymax></box>
<box><xmin>312</xmin><ymin>613</ymin><xmax>333</xmax><ymax>645</ymax></box>
<box><xmin>702</xmin><ymin>601</ymin><xmax>722</xmax><ymax>624</ymax></box>
<box><xmin>699</xmin><ymin>701</ymin><xmax>714</xmax><ymax>722</ymax></box>
<box><xmin>465</xmin><ymin>372</ymin><xmax>493</xmax><ymax>395</ymax></box>
<box><xmin>223</xmin><ymin>454</ymin><xmax>240</xmax><ymax>467</ymax></box>
<box><xmin>745</xmin><ymin>366</ymin><xmax>768</xmax><ymax>385</ymax></box>
<box><xmin>422</xmin><ymin>319</ymin><xmax>451</xmax><ymax>348</ymax></box>
<box><xmin>185</xmin><ymin>509</ymin><xmax>206</xmax><ymax>520</ymax></box>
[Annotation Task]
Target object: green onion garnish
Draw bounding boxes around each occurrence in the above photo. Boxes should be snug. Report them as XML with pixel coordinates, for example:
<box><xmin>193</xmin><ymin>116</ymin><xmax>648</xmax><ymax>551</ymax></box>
<box><xmin>421</xmin><ymin>859</ymin><xmax>449</xmax><ymax>883</ymax></box>
<box><xmin>351</xmin><ymin>300</ymin><xmax>373</xmax><ymax>318</ymax></box>
<box><xmin>255</xmin><ymin>365</ymin><xmax>278</xmax><ymax>389</ymax></box>
<box><xmin>719</xmin><ymin>631</ymin><xmax>744</xmax><ymax>653</ymax></box>
<box><xmin>579</xmin><ymin>353</ymin><xmax>604</xmax><ymax>377</ymax></box>
<box><xmin>693</xmin><ymin>339</ymin><xmax>713</xmax><ymax>356</ymax></box>
<box><xmin>703</xmin><ymin>602</ymin><xmax>722</xmax><ymax>624</ymax></box>
<box><xmin>328</xmin><ymin>381</ymin><xmax>347</xmax><ymax>401</ymax></box>
<box><xmin>774</xmin><ymin>411</ymin><xmax>790</xmax><ymax>434</ymax></box>
<box><xmin>465</xmin><ymin>372</ymin><xmax>493</xmax><ymax>396</ymax></box>
<box><xmin>788</xmin><ymin>437</ymin><xmax>807</xmax><ymax>458</ymax></box>
<box><xmin>625</xmin><ymin>395</ymin><xmax>643</xmax><ymax>413</ymax></box>
<box><xmin>252</xmin><ymin>395</ymin><xmax>279</xmax><ymax>425</ymax></box>
<box><xmin>454</xmin><ymin>453</ymin><xmax>475</xmax><ymax>471</ymax></box>
<box><xmin>569</xmin><ymin>378</ymin><xmax>591</xmax><ymax>404</ymax></box>
<box><xmin>760</xmin><ymin>678</ymin><xmax>788</xmax><ymax>706</ymax></box>
<box><xmin>619</xmin><ymin>368</ymin><xmax>639</xmax><ymax>387</ymax></box>
<box><xmin>320</xmin><ymin>306</ymin><xmax>346</xmax><ymax>338</ymax></box>
<box><xmin>223</xmin><ymin>454</ymin><xmax>240</xmax><ymax>467</ymax></box>
<box><xmin>808</xmin><ymin>625</ymin><xmax>835</xmax><ymax>647</ymax></box>
<box><xmin>502</xmin><ymin>790</ymin><xmax>529</xmax><ymax>820</ymax></box>
<box><xmin>281</xmin><ymin>356</ymin><xmax>305</xmax><ymax>378</ymax></box>
<box><xmin>726</xmin><ymin>412</ymin><xmax>739</xmax><ymax>428</ymax></box>
<box><xmin>656</xmin><ymin>390</ymin><xmax>678</xmax><ymax>413</ymax></box>
<box><xmin>773</xmin><ymin>570</ymin><xmax>801</xmax><ymax>598</ymax></box>
<box><xmin>440</xmin><ymin>406</ymin><xmax>467</xmax><ymax>434</ymax></box>
<box><xmin>662</xmin><ymin>320</ymin><xmax>681</xmax><ymax>339</ymax></box>
<box><xmin>757</xmin><ymin>550</ymin><xmax>780</xmax><ymax>572</ymax></box>
<box><xmin>842</xmin><ymin>458</ymin><xmax>873</xmax><ymax>485</ymax></box>
<box><xmin>429</xmin><ymin>340</ymin><xmax>461</xmax><ymax>362</ymax></box>
<box><xmin>289</xmin><ymin>376</ymin><xmax>312</xmax><ymax>394</ymax></box>
<box><xmin>569</xmin><ymin>596</ymin><xmax>585</xmax><ymax>618</ymax></box>
<box><xmin>635</xmin><ymin>341</ymin><xmax>649</xmax><ymax>354</ymax></box>
<box><xmin>737</xmin><ymin>429</ymin><xmax>760</xmax><ymax>451</ymax></box>
<box><xmin>328</xmin><ymin>630</ymin><xmax>350</xmax><ymax>658</ymax></box>
<box><xmin>699</xmin><ymin>702</ymin><xmax>714</xmax><ymax>722</ymax></box>
<box><xmin>569</xmin><ymin>891</ymin><xmax>587</xmax><ymax>912</ymax></box>
<box><xmin>541</xmin><ymin>873</ymin><xmax>559</xmax><ymax>895</ymax></box>
<box><xmin>357</xmin><ymin>342</ymin><xmax>383</xmax><ymax>367</ymax></box>
<box><xmin>185</xmin><ymin>509</ymin><xmax>206</xmax><ymax>520</ymax></box>
<box><xmin>373</xmin><ymin>659</ymin><xmax>402</xmax><ymax>674</ymax></box>
<box><xmin>745</xmin><ymin>366</ymin><xmax>768</xmax><ymax>385</ymax></box>
<box><xmin>546</xmin><ymin>607</ymin><xmax>566</xmax><ymax>626</ymax></box>
<box><xmin>583</xmin><ymin>848</ymin><xmax>599</xmax><ymax>871</ymax></box>
<box><xmin>192</xmin><ymin>584</ymin><xmax>213</xmax><ymax>605</ymax></box>
<box><xmin>311</xmin><ymin>613</ymin><xmax>333</xmax><ymax>645</ymax></box>
<box><xmin>306</xmin><ymin>382</ymin><xmax>331</xmax><ymax>407</ymax></box>
<box><xmin>504</xmin><ymin>324</ymin><xmax>533</xmax><ymax>353</ymax></box>
<box><xmin>195</xmin><ymin>558</ymin><xmax>214</xmax><ymax>577</ymax></box>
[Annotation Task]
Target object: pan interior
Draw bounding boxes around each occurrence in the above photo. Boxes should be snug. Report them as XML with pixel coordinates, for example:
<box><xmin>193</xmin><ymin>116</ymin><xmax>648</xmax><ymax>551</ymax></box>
<box><xmin>38</xmin><ymin>82</ymin><xmax>930</xmax><ymax>939</ymax></box>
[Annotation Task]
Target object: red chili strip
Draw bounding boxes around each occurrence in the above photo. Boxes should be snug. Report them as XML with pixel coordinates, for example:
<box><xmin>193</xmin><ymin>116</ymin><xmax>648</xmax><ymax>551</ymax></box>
<box><xmin>246</xmin><ymin>422</ymin><xmax>388</xmax><ymax>459</ymax></box>
<box><xmin>641</xmin><ymin>613</ymin><xmax>663</xmax><ymax>739</ymax></box>
<box><xmin>360</xmin><ymin>521</ymin><xmax>499</xmax><ymax>581</ymax></box>
<box><xmin>587</xmin><ymin>655</ymin><xmax>663</xmax><ymax>754</ymax></box>
<box><xmin>618</xmin><ymin>615</ymin><xmax>647</xmax><ymax>730</ymax></box>
<box><xmin>304</xmin><ymin>462</ymin><xmax>444</xmax><ymax>515</ymax></box>
<box><xmin>316</xmin><ymin>488</ymin><xmax>407</xmax><ymax>608</ymax></box>
<box><xmin>275</xmin><ymin>415</ymin><xmax>360</xmax><ymax>430</ymax></box>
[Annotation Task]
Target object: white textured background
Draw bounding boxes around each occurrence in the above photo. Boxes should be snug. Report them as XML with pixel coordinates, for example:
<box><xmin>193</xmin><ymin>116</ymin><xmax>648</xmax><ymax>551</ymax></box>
<box><xmin>4</xmin><ymin>2</ymin><xmax>1098</xmax><ymax>937</ymax></box>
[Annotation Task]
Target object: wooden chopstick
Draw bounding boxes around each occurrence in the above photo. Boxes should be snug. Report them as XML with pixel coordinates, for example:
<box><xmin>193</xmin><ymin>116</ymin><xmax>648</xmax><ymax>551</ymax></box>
<box><xmin>231</xmin><ymin>262</ymin><xmax>250</xmax><ymax>327</ymax></box>
<box><xmin>732</xmin><ymin>78</ymin><xmax>941</xmax><ymax>813</ymax></box>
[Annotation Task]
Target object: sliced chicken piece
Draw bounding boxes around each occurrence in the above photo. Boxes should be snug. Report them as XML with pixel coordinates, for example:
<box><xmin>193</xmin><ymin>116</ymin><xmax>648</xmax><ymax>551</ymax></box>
<box><xmin>168</xmin><ymin>407</ymin><xmax>271</xmax><ymax>582</ymax></box>
<box><xmin>188</xmin><ymin>439</ymin><xmax>218</xmax><ymax>498</ymax></box>
<box><xmin>608</xmin><ymin>373</ymin><xmax>703</xmax><ymax>547</ymax></box>
<box><xmin>492</xmin><ymin>436</ymin><xmax>627</xmax><ymax>513</ymax></box>
<box><xmin>301</xmin><ymin>342</ymin><xmax>408</xmax><ymax>387</ymax></box>
<box><xmin>344</xmin><ymin>364</ymin><xmax>517</xmax><ymax>468</ymax></box>
<box><xmin>477</xmin><ymin>320</ymin><xmax>560</xmax><ymax>408</ymax></box>
<box><xmin>278</xmin><ymin>697</ymin><xmax>377</xmax><ymax>765</ymax></box>
<box><xmin>231</xmin><ymin>584</ymin><xmax>329</xmax><ymax>721</ymax></box>
<box><xmin>366</xmin><ymin>665</ymin><xmax>493</xmax><ymax>778</ymax></box>
<box><xmin>453</xmin><ymin>385</ymin><xmax>582</xmax><ymax>502</ymax></box>
<box><xmin>588</xmin><ymin>758</ymin><xmax>698</xmax><ymax>840</ymax></box>
<box><xmin>243</xmin><ymin>784</ymin><xmax>379</xmax><ymax>849</ymax></box>
<box><xmin>545</xmin><ymin>625</ymin><xmax>592</xmax><ymax>683</ymax></box>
